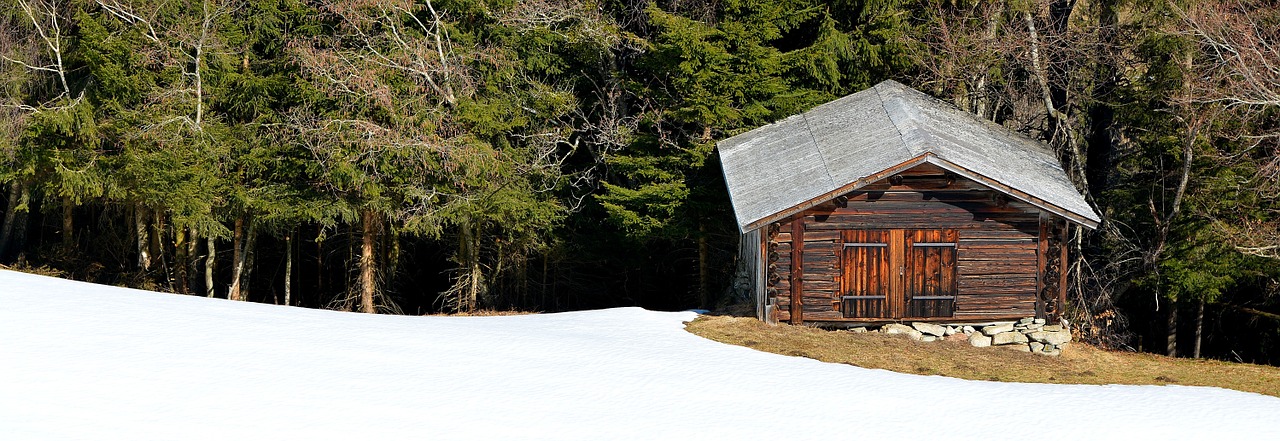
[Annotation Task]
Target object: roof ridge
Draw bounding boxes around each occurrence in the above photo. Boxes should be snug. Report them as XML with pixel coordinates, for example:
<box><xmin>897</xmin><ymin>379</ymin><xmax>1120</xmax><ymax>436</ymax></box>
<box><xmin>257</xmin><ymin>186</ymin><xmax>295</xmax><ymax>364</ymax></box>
<box><xmin>876</xmin><ymin>82</ymin><xmax>930</xmax><ymax>157</ymax></box>
<box><xmin>799</xmin><ymin>112</ymin><xmax>837</xmax><ymax>190</ymax></box>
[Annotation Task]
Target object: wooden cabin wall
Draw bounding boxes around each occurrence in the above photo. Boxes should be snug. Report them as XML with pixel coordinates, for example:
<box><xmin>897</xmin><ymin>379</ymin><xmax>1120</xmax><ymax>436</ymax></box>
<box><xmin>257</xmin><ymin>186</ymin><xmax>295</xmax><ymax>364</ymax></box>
<box><xmin>737</xmin><ymin>229</ymin><xmax>766</xmax><ymax>321</ymax></box>
<box><xmin>765</xmin><ymin>164</ymin><xmax>1045</xmax><ymax>323</ymax></box>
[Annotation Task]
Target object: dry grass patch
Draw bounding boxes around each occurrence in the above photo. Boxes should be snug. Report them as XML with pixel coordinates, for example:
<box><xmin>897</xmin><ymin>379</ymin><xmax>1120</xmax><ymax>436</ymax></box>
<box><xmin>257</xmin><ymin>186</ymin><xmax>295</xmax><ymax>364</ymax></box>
<box><xmin>686</xmin><ymin>315</ymin><xmax>1280</xmax><ymax>397</ymax></box>
<box><xmin>429</xmin><ymin>309</ymin><xmax>538</xmax><ymax>317</ymax></box>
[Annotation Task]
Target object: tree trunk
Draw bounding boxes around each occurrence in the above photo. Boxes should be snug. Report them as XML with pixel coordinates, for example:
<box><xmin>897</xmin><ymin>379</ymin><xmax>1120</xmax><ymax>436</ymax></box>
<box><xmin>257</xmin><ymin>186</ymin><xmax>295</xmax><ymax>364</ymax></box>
<box><xmin>698</xmin><ymin>222</ymin><xmax>710</xmax><ymax>308</ymax></box>
<box><xmin>284</xmin><ymin>232</ymin><xmax>292</xmax><ymax>306</ymax></box>
<box><xmin>205</xmin><ymin>236</ymin><xmax>216</xmax><ymax>298</ymax></box>
<box><xmin>136</xmin><ymin>203</ymin><xmax>151</xmax><ymax>270</ymax></box>
<box><xmin>317</xmin><ymin>224</ymin><xmax>325</xmax><ymax>297</ymax></box>
<box><xmin>360</xmin><ymin>209</ymin><xmax>378</xmax><ymax>314</ymax></box>
<box><xmin>242</xmin><ymin>222</ymin><xmax>258</xmax><ymax>300</ymax></box>
<box><xmin>175</xmin><ymin>228</ymin><xmax>189</xmax><ymax>294</ymax></box>
<box><xmin>229</xmin><ymin>216</ymin><xmax>246</xmax><ymax>301</ymax></box>
<box><xmin>1166</xmin><ymin>298</ymin><xmax>1178</xmax><ymax>357</ymax></box>
<box><xmin>0</xmin><ymin>181</ymin><xmax>22</xmax><ymax>259</ymax></box>
<box><xmin>186</xmin><ymin>228</ymin><xmax>198</xmax><ymax>294</ymax></box>
<box><xmin>457</xmin><ymin>219</ymin><xmax>482</xmax><ymax>312</ymax></box>
<box><xmin>152</xmin><ymin>210</ymin><xmax>171</xmax><ymax>290</ymax></box>
<box><xmin>1194</xmin><ymin>298</ymin><xmax>1205</xmax><ymax>359</ymax></box>
<box><xmin>61</xmin><ymin>196</ymin><xmax>74</xmax><ymax>252</ymax></box>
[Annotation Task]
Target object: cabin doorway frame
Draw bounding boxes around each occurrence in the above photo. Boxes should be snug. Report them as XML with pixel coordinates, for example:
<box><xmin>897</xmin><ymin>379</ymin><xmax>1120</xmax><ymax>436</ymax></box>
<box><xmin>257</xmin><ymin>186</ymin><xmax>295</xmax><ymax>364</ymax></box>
<box><xmin>840</xmin><ymin>229</ymin><xmax>957</xmax><ymax>320</ymax></box>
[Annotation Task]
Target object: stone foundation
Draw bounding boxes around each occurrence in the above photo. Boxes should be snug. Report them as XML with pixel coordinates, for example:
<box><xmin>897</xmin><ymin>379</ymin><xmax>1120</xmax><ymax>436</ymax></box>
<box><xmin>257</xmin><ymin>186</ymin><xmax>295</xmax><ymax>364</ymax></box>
<box><xmin>851</xmin><ymin>317</ymin><xmax>1072</xmax><ymax>356</ymax></box>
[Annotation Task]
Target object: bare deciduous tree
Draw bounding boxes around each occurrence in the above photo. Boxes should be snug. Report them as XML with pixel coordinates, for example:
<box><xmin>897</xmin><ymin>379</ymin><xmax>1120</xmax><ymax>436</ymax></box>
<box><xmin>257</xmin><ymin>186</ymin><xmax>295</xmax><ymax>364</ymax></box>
<box><xmin>1175</xmin><ymin>0</ymin><xmax>1280</xmax><ymax>263</ymax></box>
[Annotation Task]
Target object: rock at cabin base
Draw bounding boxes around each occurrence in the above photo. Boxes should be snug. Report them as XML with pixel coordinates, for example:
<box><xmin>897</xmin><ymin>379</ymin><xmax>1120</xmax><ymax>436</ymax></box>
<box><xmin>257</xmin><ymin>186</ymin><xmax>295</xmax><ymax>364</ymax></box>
<box><xmin>1033</xmin><ymin>318</ymin><xmax>1047</xmax><ymax>325</ymax></box>
<box><xmin>1043</xmin><ymin>324</ymin><xmax>1064</xmax><ymax>332</ymax></box>
<box><xmin>992</xmin><ymin>331</ymin><xmax>1029</xmax><ymax>345</ymax></box>
<box><xmin>982</xmin><ymin>323</ymin><xmax>1015</xmax><ymax>336</ymax></box>
<box><xmin>912</xmin><ymin>322</ymin><xmax>947</xmax><ymax>337</ymax></box>
<box><xmin>943</xmin><ymin>326</ymin><xmax>957</xmax><ymax>336</ymax></box>
<box><xmin>921</xmin><ymin>335</ymin><xmax>937</xmax><ymax>342</ymax></box>
<box><xmin>1018</xmin><ymin>317</ymin><xmax>1035</xmax><ymax>325</ymax></box>
<box><xmin>1030</xmin><ymin>342</ymin><xmax>1045</xmax><ymax>352</ymax></box>
<box><xmin>1028</xmin><ymin>329</ymin><xmax>1072</xmax><ymax>346</ymax></box>
<box><xmin>962</xmin><ymin>326</ymin><xmax>976</xmax><ymax>334</ymax></box>
<box><xmin>849</xmin><ymin>327</ymin><xmax>868</xmax><ymax>333</ymax></box>
<box><xmin>882</xmin><ymin>323</ymin><xmax>914</xmax><ymax>335</ymax></box>
<box><xmin>968</xmin><ymin>333</ymin><xmax>992</xmax><ymax>348</ymax></box>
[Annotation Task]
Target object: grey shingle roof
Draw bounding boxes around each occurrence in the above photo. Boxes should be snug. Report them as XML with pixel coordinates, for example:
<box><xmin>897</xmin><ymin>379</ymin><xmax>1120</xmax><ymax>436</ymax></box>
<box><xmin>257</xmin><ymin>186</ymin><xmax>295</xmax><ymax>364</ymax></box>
<box><xmin>718</xmin><ymin>80</ymin><xmax>1101</xmax><ymax>233</ymax></box>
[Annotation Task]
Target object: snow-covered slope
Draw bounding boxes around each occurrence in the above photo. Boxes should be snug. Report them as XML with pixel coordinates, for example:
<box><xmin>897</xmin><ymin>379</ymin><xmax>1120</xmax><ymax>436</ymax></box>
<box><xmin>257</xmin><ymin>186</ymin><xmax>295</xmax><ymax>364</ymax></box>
<box><xmin>2</xmin><ymin>269</ymin><xmax>1278</xmax><ymax>440</ymax></box>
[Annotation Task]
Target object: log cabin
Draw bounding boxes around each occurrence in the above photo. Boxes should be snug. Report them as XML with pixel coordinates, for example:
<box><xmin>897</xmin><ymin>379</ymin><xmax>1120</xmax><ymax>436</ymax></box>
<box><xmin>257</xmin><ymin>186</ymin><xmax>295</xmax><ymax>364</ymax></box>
<box><xmin>719</xmin><ymin>80</ymin><xmax>1101</xmax><ymax>325</ymax></box>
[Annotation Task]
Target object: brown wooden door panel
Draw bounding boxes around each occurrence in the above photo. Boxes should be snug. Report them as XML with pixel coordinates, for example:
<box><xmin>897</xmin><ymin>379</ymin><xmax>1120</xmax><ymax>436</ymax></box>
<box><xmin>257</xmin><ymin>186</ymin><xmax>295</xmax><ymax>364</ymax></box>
<box><xmin>841</xmin><ymin>230</ymin><xmax>892</xmax><ymax>318</ymax></box>
<box><xmin>906</xmin><ymin>229</ymin><xmax>956</xmax><ymax>318</ymax></box>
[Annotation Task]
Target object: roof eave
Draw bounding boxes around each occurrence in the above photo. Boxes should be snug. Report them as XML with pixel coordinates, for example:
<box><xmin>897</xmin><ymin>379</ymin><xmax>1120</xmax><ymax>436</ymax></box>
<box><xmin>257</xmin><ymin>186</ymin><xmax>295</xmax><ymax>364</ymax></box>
<box><xmin>737</xmin><ymin>153</ymin><xmax>1101</xmax><ymax>232</ymax></box>
<box><xmin>739</xmin><ymin>154</ymin><xmax>933</xmax><ymax>232</ymax></box>
<box><xmin>923</xmin><ymin>156</ymin><xmax>1101</xmax><ymax>230</ymax></box>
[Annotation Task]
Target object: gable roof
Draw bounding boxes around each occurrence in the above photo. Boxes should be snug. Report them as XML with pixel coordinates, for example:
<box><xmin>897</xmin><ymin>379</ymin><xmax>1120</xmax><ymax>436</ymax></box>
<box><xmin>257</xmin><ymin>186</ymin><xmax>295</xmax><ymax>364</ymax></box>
<box><xmin>717</xmin><ymin>80</ymin><xmax>1102</xmax><ymax>233</ymax></box>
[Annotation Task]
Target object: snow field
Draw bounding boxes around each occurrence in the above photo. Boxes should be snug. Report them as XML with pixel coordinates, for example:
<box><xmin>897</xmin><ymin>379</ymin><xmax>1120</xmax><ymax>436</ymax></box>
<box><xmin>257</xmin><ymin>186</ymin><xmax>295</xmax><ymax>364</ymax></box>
<box><xmin>3</xmin><ymin>269</ymin><xmax>1278</xmax><ymax>440</ymax></box>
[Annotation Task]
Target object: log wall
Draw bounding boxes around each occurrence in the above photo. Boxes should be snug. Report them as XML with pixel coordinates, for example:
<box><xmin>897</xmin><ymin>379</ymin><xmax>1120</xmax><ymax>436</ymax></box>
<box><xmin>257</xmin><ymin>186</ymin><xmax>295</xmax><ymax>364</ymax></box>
<box><xmin>765</xmin><ymin>164</ymin><xmax>1048</xmax><ymax>323</ymax></box>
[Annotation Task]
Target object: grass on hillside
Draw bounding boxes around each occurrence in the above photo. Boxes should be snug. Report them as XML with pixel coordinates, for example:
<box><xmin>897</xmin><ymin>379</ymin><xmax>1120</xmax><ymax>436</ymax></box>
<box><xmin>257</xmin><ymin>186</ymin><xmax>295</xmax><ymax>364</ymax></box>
<box><xmin>685</xmin><ymin>315</ymin><xmax>1280</xmax><ymax>398</ymax></box>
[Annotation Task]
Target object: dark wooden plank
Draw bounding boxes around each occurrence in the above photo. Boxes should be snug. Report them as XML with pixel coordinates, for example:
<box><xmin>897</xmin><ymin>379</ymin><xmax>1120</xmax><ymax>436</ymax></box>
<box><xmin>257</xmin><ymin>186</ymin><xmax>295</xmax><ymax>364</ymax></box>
<box><xmin>1037</xmin><ymin>216</ymin><xmax>1049</xmax><ymax>319</ymax></box>
<box><xmin>959</xmin><ymin>229</ymin><xmax>1038</xmax><ymax>240</ymax></box>
<box><xmin>790</xmin><ymin>219</ymin><xmax>804</xmax><ymax>324</ymax></box>
<box><xmin>958</xmin><ymin>278</ymin><xmax>1038</xmax><ymax>290</ymax></box>
<box><xmin>801</xmin><ymin>230</ymin><xmax>841</xmax><ymax>242</ymax></box>
<box><xmin>957</xmin><ymin>248</ymin><xmax>1038</xmax><ymax>260</ymax></box>
<box><xmin>1058</xmin><ymin>221</ymin><xmax>1070</xmax><ymax>322</ymax></box>
<box><xmin>889</xmin><ymin>229</ymin><xmax>905</xmax><ymax>318</ymax></box>
<box><xmin>806</xmin><ymin>219</ymin><xmax>1040</xmax><ymax>232</ymax></box>
<box><xmin>801</xmin><ymin>280</ymin><xmax>839</xmax><ymax>291</ymax></box>
<box><xmin>956</xmin><ymin>261</ymin><xmax>1036</xmax><ymax>273</ymax></box>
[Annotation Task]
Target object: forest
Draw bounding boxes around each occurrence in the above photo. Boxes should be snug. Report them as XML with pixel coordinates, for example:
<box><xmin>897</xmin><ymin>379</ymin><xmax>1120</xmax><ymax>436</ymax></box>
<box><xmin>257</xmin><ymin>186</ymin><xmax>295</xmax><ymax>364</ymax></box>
<box><xmin>1</xmin><ymin>0</ymin><xmax>1277</xmax><ymax>363</ymax></box>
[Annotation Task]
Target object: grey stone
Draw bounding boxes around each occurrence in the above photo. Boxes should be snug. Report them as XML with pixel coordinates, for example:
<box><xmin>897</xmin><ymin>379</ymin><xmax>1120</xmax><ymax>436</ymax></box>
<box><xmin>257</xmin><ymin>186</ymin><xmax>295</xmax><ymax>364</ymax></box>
<box><xmin>943</xmin><ymin>326</ymin><xmax>957</xmax><ymax>336</ymax></box>
<box><xmin>968</xmin><ymin>333</ymin><xmax>992</xmax><ymax>348</ymax></box>
<box><xmin>1030</xmin><ymin>342</ymin><xmax>1045</xmax><ymax>352</ymax></box>
<box><xmin>882</xmin><ymin>323</ymin><xmax>914</xmax><ymax>334</ymax></box>
<box><xmin>1028</xmin><ymin>329</ymin><xmax>1071</xmax><ymax>345</ymax></box>
<box><xmin>1043</xmin><ymin>324</ymin><xmax>1064</xmax><ymax>332</ymax></box>
<box><xmin>849</xmin><ymin>327</ymin><xmax>868</xmax><ymax>333</ymax></box>
<box><xmin>907</xmin><ymin>330</ymin><xmax>925</xmax><ymax>341</ymax></box>
<box><xmin>912</xmin><ymin>322</ymin><xmax>947</xmax><ymax>337</ymax></box>
<box><xmin>1033</xmin><ymin>318</ymin><xmax>1047</xmax><ymax>325</ymax></box>
<box><xmin>982</xmin><ymin>323</ymin><xmax>1015</xmax><ymax>336</ymax></box>
<box><xmin>921</xmin><ymin>335</ymin><xmax>938</xmax><ymax>342</ymax></box>
<box><xmin>962</xmin><ymin>326</ymin><xmax>976</xmax><ymax>334</ymax></box>
<box><xmin>1018</xmin><ymin>317</ymin><xmax>1035</xmax><ymax>325</ymax></box>
<box><xmin>992</xmin><ymin>331</ymin><xmax>1030</xmax><ymax>345</ymax></box>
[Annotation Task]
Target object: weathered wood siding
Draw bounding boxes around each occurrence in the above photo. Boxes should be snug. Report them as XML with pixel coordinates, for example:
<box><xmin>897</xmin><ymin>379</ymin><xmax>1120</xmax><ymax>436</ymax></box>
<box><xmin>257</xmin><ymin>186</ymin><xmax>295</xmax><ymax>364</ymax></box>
<box><xmin>765</xmin><ymin>163</ymin><xmax>1045</xmax><ymax>323</ymax></box>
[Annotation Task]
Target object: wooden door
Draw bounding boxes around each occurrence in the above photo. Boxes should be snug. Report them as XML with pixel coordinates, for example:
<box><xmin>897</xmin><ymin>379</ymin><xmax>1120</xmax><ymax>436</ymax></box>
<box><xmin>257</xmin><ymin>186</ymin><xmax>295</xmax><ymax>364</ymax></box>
<box><xmin>840</xmin><ymin>230</ymin><xmax>892</xmax><ymax>318</ymax></box>
<box><xmin>905</xmin><ymin>230</ymin><xmax>957</xmax><ymax>318</ymax></box>
<box><xmin>841</xmin><ymin>229</ymin><xmax>956</xmax><ymax>319</ymax></box>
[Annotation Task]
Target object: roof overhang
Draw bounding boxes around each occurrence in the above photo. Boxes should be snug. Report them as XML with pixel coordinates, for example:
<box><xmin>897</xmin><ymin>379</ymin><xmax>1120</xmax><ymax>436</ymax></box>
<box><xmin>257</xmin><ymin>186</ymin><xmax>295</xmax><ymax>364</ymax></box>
<box><xmin>741</xmin><ymin>154</ymin><xmax>1101</xmax><ymax>233</ymax></box>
